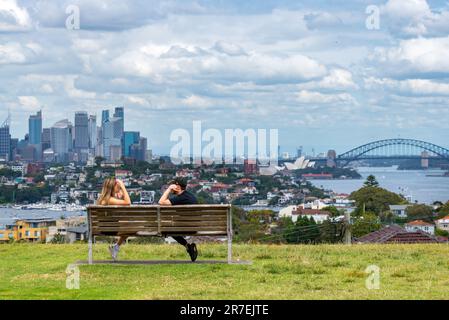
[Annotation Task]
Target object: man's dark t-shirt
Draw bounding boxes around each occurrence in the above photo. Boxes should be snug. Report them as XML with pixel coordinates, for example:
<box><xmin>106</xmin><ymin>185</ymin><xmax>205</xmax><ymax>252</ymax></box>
<box><xmin>169</xmin><ymin>190</ymin><xmax>198</xmax><ymax>205</ymax></box>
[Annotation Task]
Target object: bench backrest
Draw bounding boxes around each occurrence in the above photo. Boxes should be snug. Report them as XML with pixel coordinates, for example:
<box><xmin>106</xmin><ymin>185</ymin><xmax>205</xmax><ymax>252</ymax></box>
<box><xmin>87</xmin><ymin>205</ymin><xmax>231</xmax><ymax>237</ymax></box>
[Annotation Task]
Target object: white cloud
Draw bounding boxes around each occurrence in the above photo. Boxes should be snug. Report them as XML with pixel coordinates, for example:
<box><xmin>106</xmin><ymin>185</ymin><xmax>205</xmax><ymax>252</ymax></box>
<box><xmin>365</xmin><ymin>77</ymin><xmax>449</xmax><ymax>96</ymax></box>
<box><xmin>0</xmin><ymin>0</ymin><xmax>32</xmax><ymax>31</ymax></box>
<box><xmin>381</xmin><ymin>0</ymin><xmax>449</xmax><ymax>37</ymax></box>
<box><xmin>126</xmin><ymin>95</ymin><xmax>150</xmax><ymax>106</ymax></box>
<box><xmin>111</xmin><ymin>43</ymin><xmax>327</xmax><ymax>84</ymax></box>
<box><xmin>18</xmin><ymin>96</ymin><xmax>40</xmax><ymax>110</ymax></box>
<box><xmin>298</xmin><ymin>68</ymin><xmax>357</xmax><ymax>90</ymax></box>
<box><xmin>182</xmin><ymin>94</ymin><xmax>213</xmax><ymax>108</ymax></box>
<box><xmin>296</xmin><ymin>90</ymin><xmax>356</xmax><ymax>104</ymax></box>
<box><xmin>370</xmin><ymin>36</ymin><xmax>449</xmax><ymax>75</ymax></box>
<box><xmin>0</xmin><ymin>42</ymin><xmax>26</xmax><ymax>64</ymax></box>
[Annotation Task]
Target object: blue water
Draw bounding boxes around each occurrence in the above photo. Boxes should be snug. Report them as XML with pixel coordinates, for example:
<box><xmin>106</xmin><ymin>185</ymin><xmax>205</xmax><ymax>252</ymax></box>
<box><xmin>311</xmin><ymin>167</ymin><xmax>449</xmax><ymax>204</ymax></box>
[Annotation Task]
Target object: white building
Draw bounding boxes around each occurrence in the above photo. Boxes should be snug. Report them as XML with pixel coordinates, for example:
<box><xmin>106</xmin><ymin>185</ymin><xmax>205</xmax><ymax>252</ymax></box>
<box><xmin>389</xmin><ymin>205</ymin><xmax>411</xmax><ymax>218</ymax></box>
<box><xmin>436</xmin><ymin>216</ymin><xmax>449</xmax><ymax>232</ymax></box>
<box><xmin>279</xmin><ymin>205</ymin><xmax>330</xmax><ymax>223</ymax></box>
<box><xmin>279</xmin><ymin>205</ymin><xmax>298</xmax><ymax>219</ymax></box>
<box><xmin>405</xmin><ymin>220</ymin><xmax>435</xmax><ymax>235</ymax></box>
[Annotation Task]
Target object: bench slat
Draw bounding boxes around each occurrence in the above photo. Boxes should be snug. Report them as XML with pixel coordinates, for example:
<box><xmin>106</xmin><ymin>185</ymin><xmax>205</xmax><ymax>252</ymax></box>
<box><xmin>88</xmin><ymin>205</ymin><xmax>230</xmax><ymax>237</ymax></box>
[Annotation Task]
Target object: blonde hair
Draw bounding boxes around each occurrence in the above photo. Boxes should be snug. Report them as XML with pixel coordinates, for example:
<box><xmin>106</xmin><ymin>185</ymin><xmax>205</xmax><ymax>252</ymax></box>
<box><xmin>97</xmin><ymin>178</ymin><xmax>116</xmax><ymax>205</ymax></box>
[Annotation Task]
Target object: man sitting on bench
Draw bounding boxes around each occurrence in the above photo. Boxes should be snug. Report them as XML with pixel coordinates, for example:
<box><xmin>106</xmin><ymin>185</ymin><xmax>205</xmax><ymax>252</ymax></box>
<box><xmin>159</xmin><ymin>177</ymin><xmax>199</xmax><ymax>262</ymax></box>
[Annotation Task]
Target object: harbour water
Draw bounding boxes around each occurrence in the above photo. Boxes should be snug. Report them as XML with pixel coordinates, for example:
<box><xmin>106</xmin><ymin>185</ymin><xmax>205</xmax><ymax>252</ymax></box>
<box><xmin>310</xmin><ymin>167</ymin><xmax>449</xmax><ymax>204</ymax></box>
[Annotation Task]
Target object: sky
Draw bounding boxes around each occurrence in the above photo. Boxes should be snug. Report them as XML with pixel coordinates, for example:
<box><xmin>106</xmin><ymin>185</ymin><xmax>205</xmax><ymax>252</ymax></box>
<box><xmin>1</xmin><ymin>0</ymin><xmax>449</xmax><ymax>156</ymax></box>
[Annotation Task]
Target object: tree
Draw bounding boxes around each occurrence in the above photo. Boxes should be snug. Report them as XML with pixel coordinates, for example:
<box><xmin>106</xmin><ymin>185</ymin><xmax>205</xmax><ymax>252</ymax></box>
<box><xmin>319</xmin><ymin>220</ymin><xmax>344</xmax><ymax>243</ymax></box>
<box><xmin>94</xmin><ymin>156</ymin><xmax>105</xmax><ymax>167</ymax></box>
<box><xmin>50</xmin><ymin>233</ymin><xmax>66</xmax><ymax>244</ymax></box>
<box><xmin>284</xmin><ymin>216</ymin><xmax>320</xmax><ymax>244</ymax></box>
<box><xmin>364</xmin><ymin>175</ymin><xmax>379</xmax><ymax>187</ymax></box>
<box><xmin>435</xmin><ymin>229</ymin><xmax>449</xmax><ymax>237</ymax></box>
<box><xmin>350</xmin><ymin>186</ymin><xmax>405</xmax><ymax>216</ymax></box>
<box><xmin>322</xmin><ymin>206</ymin><xmax>343</xmax><ymax>217</ymax></box>
<box><xmin>437</xmin><ymin>201</ymin><xmax>449</xmax><ymax>218</ymax></box>
<box><xmin>406</xmin><ymin>204</ymin><xmax>434</xmax><ymax>222</ymax></box>
<box><xmin>352</xmin><ymin>212</ymin><xmax>382</xmax><ymax>238</ymax></box>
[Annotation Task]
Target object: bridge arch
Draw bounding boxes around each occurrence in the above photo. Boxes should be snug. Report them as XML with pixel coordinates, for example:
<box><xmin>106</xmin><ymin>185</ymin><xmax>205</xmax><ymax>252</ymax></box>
<box><xmin>337</xmin><ymin>139</ymin><xmax>449</xmax><ymax>163</ymax></box>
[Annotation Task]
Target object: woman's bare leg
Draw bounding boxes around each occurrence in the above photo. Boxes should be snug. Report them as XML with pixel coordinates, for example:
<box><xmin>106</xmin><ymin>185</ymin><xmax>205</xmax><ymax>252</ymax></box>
<box><xmin>117</xmin><ymin>236</ymin><xmax>127</xmax><ymax>246</ymax></box>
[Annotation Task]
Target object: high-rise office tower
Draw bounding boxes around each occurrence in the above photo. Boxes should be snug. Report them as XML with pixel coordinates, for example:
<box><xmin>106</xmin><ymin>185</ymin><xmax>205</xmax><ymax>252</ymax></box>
<box><xmin>50</xmin><ymin>119</ymin><xmax>73</xmax><ymax>163</ymax></box>
<box><xmin>0</xmin><ymin>115</ymin><xmax>11</xmax><ymax>161</ymax></box>
<box><xmin>28</xmin><ymin>111</ymin><xmax>42</xmax><ymax>161</ymax></box>
<box><xmin>74</xmin><ymin>112</ymin><xmax>89</xmax><ymax>150</ymax></box>
<box><xmin>102</xmin><ymin>117</ymin><xmax>122</xmax><ymax>160</ymax></box>
<box><xmin>123</xmin><ymin>131</ymin><xmax>140</xmax><ymax>158</ymax></box>
<box><xmin>88</xmin><ymin>115</ymin><xmax>97</xmax><ymax>150</ymax></box>
<box><xmin>101</xmin><ymin>110</ymin><xmax>109</xmax><ymax>126</ymax></box>
<box><xmin>41</xmin><ymin>128</ymin><xmax>51</xmax><ymax>152</ymax></box>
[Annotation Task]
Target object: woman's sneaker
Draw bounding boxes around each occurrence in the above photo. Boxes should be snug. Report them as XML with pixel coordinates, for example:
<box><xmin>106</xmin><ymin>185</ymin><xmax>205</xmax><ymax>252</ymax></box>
<box><xmin>108</xmin><ymin>244</ymin><xmax>120</xmax><ymax>261</ymax></box>
<box><xmin>186</xmin><ymin>243</ymin><xmax>198</xmax><ymax>262</ymax></box>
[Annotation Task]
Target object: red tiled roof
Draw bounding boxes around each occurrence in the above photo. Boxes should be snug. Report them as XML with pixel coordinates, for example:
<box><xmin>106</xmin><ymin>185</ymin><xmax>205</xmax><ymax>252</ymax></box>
<box><xmin>405</xmin><ymin>220</ymin><xmax>434</xmax><ymax>226</ymax></box>
<box><xmin>356</xmin><ymin>225</ymin><xmax>440</xmax><ymax>244</ymax></box>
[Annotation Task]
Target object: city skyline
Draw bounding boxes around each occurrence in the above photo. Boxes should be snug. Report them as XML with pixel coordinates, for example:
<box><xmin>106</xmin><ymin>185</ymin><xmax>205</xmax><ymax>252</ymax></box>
<box><xmin>0</xmin><ymin>106</ymin><xmax>150</xmax><ymax>163</ymax></box>
<box><xmin>1</xmin><ymin>0</ymin><xmax>449</xmax><ymax>154</ymax></box>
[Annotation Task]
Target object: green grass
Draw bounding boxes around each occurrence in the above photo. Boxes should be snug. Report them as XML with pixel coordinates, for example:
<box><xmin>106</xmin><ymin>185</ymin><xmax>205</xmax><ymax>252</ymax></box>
<box><xmin>1</xmin><ymin>243</ymin><xmax>449</xmax><ymax>300</ymax></box>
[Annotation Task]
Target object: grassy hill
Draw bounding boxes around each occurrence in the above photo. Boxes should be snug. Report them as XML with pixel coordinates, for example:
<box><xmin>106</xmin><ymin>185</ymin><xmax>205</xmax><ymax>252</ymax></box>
<box><xmin>1</xmin><ymin>243</ymin><xmax>448</xmax><ymax>300</ymax></box>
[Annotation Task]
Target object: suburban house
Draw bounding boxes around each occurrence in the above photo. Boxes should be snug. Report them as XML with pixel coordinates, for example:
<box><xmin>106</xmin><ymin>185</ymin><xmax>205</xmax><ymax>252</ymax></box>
<box><xmin>435</xmin><ymin>216</ymin><xmax>449</xmax><ymax>232</ymax></box>
<box><xmin>291</xmin><ymin>208</ymin><xmax>330</xmax><ymax>223</ymax></box>
<box><xmin>405</xmin><ymin>220</ymin><xmax>435</xmax><ymax>235</ymax></box>
<box><xmin>389</xmin><ymin>205</ymin><xmax>411</xmax><ymax>218</ymax></box>
<box><xmin>0</xmin><ymin>218</ymin><xmax>56</xmax><ymax>242</ymax></box>
<box><xmin>66</xmin><ymin>226</ymin><xmax>88</xmax><ymax>243</ymax></box>
<box><xmin>356</xmin><ymin>225</ymin><xmax>440</xmax><ymax>244</ymax></box>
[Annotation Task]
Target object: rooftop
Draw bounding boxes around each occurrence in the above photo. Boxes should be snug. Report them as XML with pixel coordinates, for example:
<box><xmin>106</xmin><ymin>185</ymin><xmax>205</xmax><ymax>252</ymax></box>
<box><xmin>356</xmin><ymin>225</ymin><xmax>440</xmax><ymax>244</ymax></box>
<box><xmin>405</xmin><ymin>220</ymin><xmax>434</xmax><ymax>226</ymax></box>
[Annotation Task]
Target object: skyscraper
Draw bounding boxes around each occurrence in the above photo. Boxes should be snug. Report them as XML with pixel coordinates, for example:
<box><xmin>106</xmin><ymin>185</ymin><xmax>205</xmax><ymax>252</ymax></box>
<box><xmin>101</xmin><ymin>110</ymin><xmax>109</xmax><ymax>126</ymax></box>
<box><xmin>41</xmin><ymin>128</ymin><xmax>51</xmax><ymax>152</ymax></box>
<box><xmin>29</xmin><ymin>111</ymin><xmax>42</xmax><ymax>145</ymax></box>
<box><xmin>50</xmin><ymin>119</ymin><xmax>73</xmax><ymax>163</ymax></box>
<box><xmin>102</xmin><ymin>117</ymin><xmax>122</xmax><ymax>160</ymax></box>
<box><xmin>0</xmin><ymin>115</ymin><xmax>11</xmax><ymax>161</ymax></box>
<box><xmin>28</xmin><ymin>111</ymin><xmax>42</xmax><ymax>161</ymax></box>
<box><xmin>88</xmin><ymin>115</ymin><xmax>97</xmax><ymax>150</ymax></box>
<box><xmin>123</xmin><ymin>131</ymin><xmax>140</xmax><ymax>158</ymax></box>
<box><xmin>101</xmin><ymin>107</ymin><xmax>125</xmax><ymax>161</ymax></box>
<box><xmin>74</xmin><ymin>112</ymin><xmax>89</xmax><ymax>150</ymax></box>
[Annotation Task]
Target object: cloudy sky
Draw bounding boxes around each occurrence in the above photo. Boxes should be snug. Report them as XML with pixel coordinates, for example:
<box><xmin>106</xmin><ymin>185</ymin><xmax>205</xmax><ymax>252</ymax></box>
<box><xmin>1</xmin><ymin>0</ymin><xmax>449</xmax><ymax>155</ymax></box>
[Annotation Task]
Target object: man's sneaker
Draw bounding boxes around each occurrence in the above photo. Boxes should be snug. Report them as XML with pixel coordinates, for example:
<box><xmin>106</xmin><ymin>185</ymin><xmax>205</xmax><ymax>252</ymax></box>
<box><xmin>186</xmin><ymin>243</ymin><xmax>198</xmax><ymax>262</ymax></box>
<box><xmin>109</xmin><ymin>244</ymin><xmax>120</xmax><ymax>261</ymax></box>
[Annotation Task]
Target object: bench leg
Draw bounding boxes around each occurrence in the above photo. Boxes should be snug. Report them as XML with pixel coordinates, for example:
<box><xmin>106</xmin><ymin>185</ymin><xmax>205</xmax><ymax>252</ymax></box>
<box><xmin>88</xmin><ymin>232</ymin><xmax>93</xmax><ymax>265</ymax></box>
<box><xmin>227</xmin><ymin>234</ymin><xmax>232</xmax><ymax>264</ymax></box>
<box><xmin>227</xmin><ymin>206</ymin><xmax>233</xmax><ymax>264</ymax></box>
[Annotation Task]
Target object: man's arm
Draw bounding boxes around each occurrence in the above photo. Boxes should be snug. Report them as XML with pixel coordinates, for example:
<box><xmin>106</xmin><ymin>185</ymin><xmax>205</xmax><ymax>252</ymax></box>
<box><xmin>158</xmin><ymin>184</ymin><xmax>176</xmax><ymax>205</ymax></box>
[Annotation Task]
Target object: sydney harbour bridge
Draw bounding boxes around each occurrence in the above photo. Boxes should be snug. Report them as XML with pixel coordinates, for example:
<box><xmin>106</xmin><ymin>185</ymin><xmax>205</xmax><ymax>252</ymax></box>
<box><xmin>315</xmin><ymin>139</ymin><xmax>449</xmax><ymax>168</ymax></box>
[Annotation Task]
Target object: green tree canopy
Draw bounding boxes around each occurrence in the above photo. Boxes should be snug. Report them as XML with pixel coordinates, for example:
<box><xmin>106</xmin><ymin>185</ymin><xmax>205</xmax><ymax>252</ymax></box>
<box><xmin>350</xmin><ymin>186</ymin><xmax>405</xmax><ymax>215</ymax></box>
<box><xmin>364</xmin><ymin>175</ymin><xmax>379</xmax><ymax>187</ymax></box>
<box><xmin>352</xmin><ymin>212</ymin><xmax>382</xmax><ymax>238</ymax></box>
<box><xmin>406</xmin><ymin>204</ymin><xmax>434</xmax><ymax>222</ymax></box>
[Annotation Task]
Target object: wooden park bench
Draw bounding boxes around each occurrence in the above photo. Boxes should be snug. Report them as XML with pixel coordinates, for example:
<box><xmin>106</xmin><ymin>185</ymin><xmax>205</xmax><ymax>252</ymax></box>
<box><xmin>86</xmin><ymin>204</ymin><xmax>234</xmax><ymax>264</ymax></box>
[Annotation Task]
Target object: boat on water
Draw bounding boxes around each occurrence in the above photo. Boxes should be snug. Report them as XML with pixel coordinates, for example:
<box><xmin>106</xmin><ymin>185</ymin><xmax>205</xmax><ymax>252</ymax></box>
<box><xmin>425</xmin><ymin>171</ymin><xmax>449</xmax><ymax>177</ymax></box>
<box><xmin>10</xmin><ymin>203</ymin><xmax>87</xmax><ymax>212</ymax></box>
